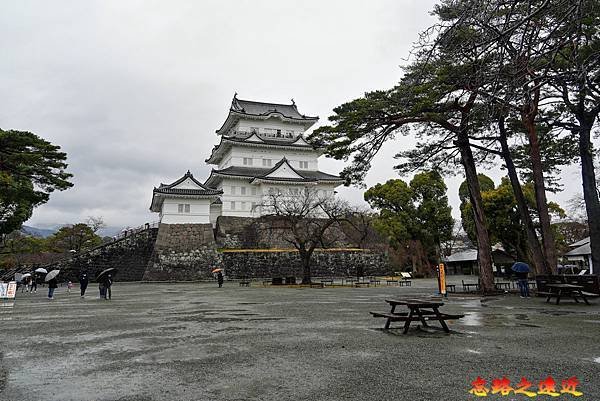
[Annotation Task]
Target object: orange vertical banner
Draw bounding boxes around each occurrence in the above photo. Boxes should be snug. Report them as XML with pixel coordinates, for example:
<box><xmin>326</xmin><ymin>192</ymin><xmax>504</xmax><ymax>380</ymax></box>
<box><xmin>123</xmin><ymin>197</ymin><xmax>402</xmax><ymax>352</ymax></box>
<box><xmin>439</xmin><ymin>263</ymin><xmax>446</xmax><ymax>296</ymax></box>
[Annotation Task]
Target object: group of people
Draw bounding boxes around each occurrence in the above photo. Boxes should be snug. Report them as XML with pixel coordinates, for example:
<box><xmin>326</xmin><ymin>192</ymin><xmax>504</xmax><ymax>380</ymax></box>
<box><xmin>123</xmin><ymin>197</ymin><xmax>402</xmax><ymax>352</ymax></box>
<box><xmin>19</xmin><ymin>275</ymin><xmax>38</xmax><ymax>293</ymax></box>
<box><xmin>78</xmin><ymin>271</ymin><xmax>113</xmax><ymax>300</ymax></box>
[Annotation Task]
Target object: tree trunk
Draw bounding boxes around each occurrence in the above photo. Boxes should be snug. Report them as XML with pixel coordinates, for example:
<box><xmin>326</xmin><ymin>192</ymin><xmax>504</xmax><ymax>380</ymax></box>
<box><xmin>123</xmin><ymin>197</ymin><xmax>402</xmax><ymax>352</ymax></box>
<box><xmin>299</xmin><ymin>248</ymin><xmax>312</xmax><ymax>284</ymax></box>
<box><xmin>578</xmin><ymin>122</ymin><xmax>600</xmax><ymax>275</ymax></box>
<box><xmin>521</xmin><ymin>107</ymin><xmax>556</xmax><ymax>274</ymax></box>
<box><xmin>456</xmin><ymin>131</ymin><xmax>495</xmax><ymax>294</ymax></box>
<box><xmin>498</xmin><ymin>118</ymin><xmax>546</xmax><ymax>274</ymax></box>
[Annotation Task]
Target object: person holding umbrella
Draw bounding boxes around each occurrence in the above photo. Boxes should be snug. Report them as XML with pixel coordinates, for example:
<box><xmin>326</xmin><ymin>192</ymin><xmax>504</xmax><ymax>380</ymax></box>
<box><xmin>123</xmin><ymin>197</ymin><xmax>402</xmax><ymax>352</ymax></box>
<box><xmin>33</xmin><ymin>267</ymin><xmax>47</xmax><ymax>293</ymax></box>
<box><xmin>45</xmin><ymin>270</ymin><xmax>60</xmax><ymax>300</ymax></box>
<box><xmin>213</xmin><ymin>268</ymin><xmax>224</xmax><ymax>288</ymax></box>
<box><xmin>96</xmin><ymin>268</ymin><xmax>117</xmax><ymax>300</ymax></box>
<box><xmin>511</xmin><ymin>262</ymin><xmax>531</xmax><ymax>298</ymax></box>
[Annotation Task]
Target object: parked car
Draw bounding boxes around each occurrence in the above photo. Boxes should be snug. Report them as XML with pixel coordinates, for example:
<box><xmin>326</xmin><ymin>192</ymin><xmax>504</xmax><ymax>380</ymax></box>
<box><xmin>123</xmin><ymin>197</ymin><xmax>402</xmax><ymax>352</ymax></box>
<box><xmin>557</xmin><ymin>264</ymin><xmax>586</xmax><ymax>275</ymax></box>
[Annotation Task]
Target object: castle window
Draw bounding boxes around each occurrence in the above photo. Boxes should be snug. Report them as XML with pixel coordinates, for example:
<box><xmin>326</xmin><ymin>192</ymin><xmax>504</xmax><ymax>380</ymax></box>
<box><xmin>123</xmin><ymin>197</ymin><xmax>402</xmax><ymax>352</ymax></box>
<box><xmin>231</xmin><ymin>186</ymin><xmax>236</xmax><ymax>195</ymax></box>
<box><xmin>262</xmin><ymin>159</ymin><xmax>272</xmax><ymax>167</ymax></box>
<box><xmin>230</xmin><ymin>201</ymin><xmax>236</xmax><ymax>210</ymax></box>
<box><xmin>243</xmin><ymin>157</ymin><xmax>253</xmax><ymax>166</ymax></box>
<box><xmin>241</xmin><ymin>187</ymin><xmax>246</xmax><ymax>195</ymax></box>
<box><xmin>286</xmin><ymin>130</ymin><xmax>294</xmax><ymax>138</ymax></box>
<box><xmin>178</xmin><ymin>204</ymin><xmax>190</xmax><ymax>213</ymax></box>
<box><xmin>241</xmin><ymin>201</ymin><xmax>246</xmax><ymax>210</ymax></box>
<box><xmin>251</xmin><ymin>187</ymin><xmax>257</xmax><ymax>196</ymax></box>
<box><xmin>299</xmin><ymin>161</ymin><xmax>308</xmax><ymax>169</ymax></box>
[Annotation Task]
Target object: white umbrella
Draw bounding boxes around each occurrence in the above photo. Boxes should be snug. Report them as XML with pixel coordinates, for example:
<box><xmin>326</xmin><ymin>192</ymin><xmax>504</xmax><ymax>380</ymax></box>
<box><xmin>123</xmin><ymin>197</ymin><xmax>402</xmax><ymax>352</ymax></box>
<box><xmin>21</xmin><ymin>273</ymin><xmax>32</xmax><ymax>278</ymax></box>
<box><xmin>45</xmin><ymin>270</ymin><xmax>60</xmax><ymax>282</ymax></box>
<box><xmin>35</xmin><ymin>268</ymin><xmax>48</xmax><ymax>274</ymax></box>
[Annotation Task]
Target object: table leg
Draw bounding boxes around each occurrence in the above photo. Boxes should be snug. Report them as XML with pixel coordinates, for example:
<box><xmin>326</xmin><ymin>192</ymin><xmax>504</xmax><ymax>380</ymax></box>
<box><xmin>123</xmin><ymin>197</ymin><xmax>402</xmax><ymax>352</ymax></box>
<box><xmin>403</xmin><ymin>309</ymin><xmax>414</xmax><ymax>334</ymax></box>
<box><xmin>385</xmin><ymin>304</ymin><xmax>397</xmax><ymax>329</ymax></box>
<box><xmin>414</xmin><ymin>307</ymin><xmax>429</xmax><ymax>327</ymax></box>
<box><xmin>433</xmin><ymin>306</ymin><xmax>450</xmax><ymax>333</ymax></box>
<box><xmin>573</xmin><ymin>291</ymin><xmax>580</xmax><ymax>303</ymax></box>
<box><xmin>579</xmin><ymin>290</ymin><xmax>590</xmax><ymax>305</ymax></box>
<box><xmin>556</xmin><ymin>289</ymin><xmax>562</xmax><ymax>305</ymax></box>
<box><xmin>546</xmin><ymin>289</ymin><xmax>553</xmax><ymax>303</ymax></box>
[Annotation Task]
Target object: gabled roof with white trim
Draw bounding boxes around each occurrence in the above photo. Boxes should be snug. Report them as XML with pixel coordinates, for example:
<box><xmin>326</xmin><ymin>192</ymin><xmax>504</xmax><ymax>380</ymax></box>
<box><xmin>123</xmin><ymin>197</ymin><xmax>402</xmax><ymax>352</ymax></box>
<box><xmin>204</xmin><ymin>158</ymin><xmax>343</xmax><ymax>188</ymax></box>
<box><xmin>150</xmin><ymin>171</ymin><xmax>222</xmax><ymax>212</ymax></box>
<box><xmin>205</xmin><ymin>132</ymin><xmax>319</xmax><ymax>164</ymax></box>
<box><xmin>215</xmin><ymin>95</ymin><xmax>319</xmax><ymax>135</ymax></box>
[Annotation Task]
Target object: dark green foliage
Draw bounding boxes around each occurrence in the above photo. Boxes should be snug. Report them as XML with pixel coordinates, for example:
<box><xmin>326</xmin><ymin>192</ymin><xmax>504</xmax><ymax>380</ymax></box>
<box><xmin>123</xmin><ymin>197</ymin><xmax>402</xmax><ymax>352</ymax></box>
<box><xmin>47</xmin><ymin>224</ymin><xmax>103</xmax><ymax>253</ymax></box>
<box><xmin>0</xmin><ymin>129</ymin><xmax>73</xmax><ymax>235</ymax></box>
<box><xmin>364</xmin><ymin>171</ymin><xmax>453</xmax><ymax>271</ymax></box>
<box><xmin>460</xmin><ymin>176</ymin><xmax>566</xmax><ymax>260</ymax></box>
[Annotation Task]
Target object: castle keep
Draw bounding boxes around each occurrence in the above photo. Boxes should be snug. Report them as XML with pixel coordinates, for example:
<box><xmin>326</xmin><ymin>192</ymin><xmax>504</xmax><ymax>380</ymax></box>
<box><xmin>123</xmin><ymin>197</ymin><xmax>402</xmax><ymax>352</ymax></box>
<box><xmin>36</xmin><ymin>96</ymin><xmax>389</xmax><ymax>282</ymax></box>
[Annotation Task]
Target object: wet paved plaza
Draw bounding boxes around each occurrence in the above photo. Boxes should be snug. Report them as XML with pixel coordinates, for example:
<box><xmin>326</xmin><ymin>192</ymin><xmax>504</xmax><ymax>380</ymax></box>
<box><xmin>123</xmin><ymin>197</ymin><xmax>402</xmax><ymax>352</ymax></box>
<box><xmin>1</xmin><ymin>278</ymin><xmax>599</xmax><ymax>401</ymax></box>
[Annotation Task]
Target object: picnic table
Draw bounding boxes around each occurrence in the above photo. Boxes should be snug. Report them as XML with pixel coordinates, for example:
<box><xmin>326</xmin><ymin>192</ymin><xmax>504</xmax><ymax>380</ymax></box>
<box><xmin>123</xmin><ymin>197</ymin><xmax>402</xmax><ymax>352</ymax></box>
<box><xmin>370</xmin><ymin>299</ymin><xmax>464</xmax><ymax>334</ymax></box>
<box><xmin>540</xmin><ymin>283</ymin><xmax>594</xmax><ymax>305</ymax></box>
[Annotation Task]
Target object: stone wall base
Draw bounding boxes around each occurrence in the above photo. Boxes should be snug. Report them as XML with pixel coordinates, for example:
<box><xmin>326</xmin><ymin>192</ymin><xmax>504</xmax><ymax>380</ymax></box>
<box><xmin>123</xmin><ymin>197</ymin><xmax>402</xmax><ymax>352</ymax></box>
<box><xmin>220</xmin><ymin>249</ymin><xmax>390</xmax><ymax>279</ymax></box>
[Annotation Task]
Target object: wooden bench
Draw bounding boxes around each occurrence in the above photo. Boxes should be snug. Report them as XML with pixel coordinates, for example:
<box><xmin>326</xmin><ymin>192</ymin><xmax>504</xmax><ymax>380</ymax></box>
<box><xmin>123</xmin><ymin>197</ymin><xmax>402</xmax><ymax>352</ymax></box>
<box><xmin>462</xmin><ymin>280</ymin><xmax>479</xmax><ymax>292</ymax></box>
<box><xmin>495</xmin><ymin>282</ymin><xmax>511</xmax><ymax>290</ymax></box>
<box><xmin>310</xmin><ymin>282</ymin><xmax>325</xmax><ymax>288</ymax></box>
<box><xmin>320</xmin><ymin>279</ymin><xmax>334</xmax><ymax>286</ymax></box>
<box><xmin>386</xmin><ymin>279</ymin><xmax>399</xmax><ymax>286</ymax></box>
<box><xmin>239</xmin><ymin>281</ymin><xmax>250</xmax><ymax>287</ymax></box>
<box><xmin>369</xmin><ymin>278</ymin><xmax>381</xmax><ymax>286</ymax></box>
<box><xmin>354</xmin><ymin>281</ymin><xmax>370</xmax><ymax>288</ymax></box>
<box><xmin>446</xmin><ymin>284</ymin><xmax>456</xmax><ymax>293</ymax></box>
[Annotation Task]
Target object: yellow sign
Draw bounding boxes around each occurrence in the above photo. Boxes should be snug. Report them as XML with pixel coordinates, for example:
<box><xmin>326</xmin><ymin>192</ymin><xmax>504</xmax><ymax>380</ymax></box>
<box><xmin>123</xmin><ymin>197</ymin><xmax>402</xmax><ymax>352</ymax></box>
<box><xmin>439</xmin><ymin>263</ymin><xmax>446</xmax><ymax>295</ymax></box>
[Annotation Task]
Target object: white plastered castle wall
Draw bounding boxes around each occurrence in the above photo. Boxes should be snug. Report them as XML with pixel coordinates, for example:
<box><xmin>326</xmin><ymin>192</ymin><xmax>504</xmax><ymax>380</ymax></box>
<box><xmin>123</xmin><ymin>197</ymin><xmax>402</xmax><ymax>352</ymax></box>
<box><xmin>160</xmin><ymin>198</ymin><xmax>213</xmax><ymax>224</ymax></box>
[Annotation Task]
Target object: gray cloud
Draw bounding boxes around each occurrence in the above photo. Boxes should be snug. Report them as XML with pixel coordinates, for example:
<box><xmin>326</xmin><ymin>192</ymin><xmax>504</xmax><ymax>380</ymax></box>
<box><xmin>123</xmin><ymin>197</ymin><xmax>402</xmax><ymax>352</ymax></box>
<box><xmin>1</xmin><ymin>0</ymin><xmax>584</xmax><ymax>228</ymax></box>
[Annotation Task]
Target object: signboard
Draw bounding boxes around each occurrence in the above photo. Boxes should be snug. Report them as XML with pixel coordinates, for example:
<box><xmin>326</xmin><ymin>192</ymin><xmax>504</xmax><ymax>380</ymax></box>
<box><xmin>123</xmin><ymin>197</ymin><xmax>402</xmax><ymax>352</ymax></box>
<box><xmin>0</xmin><ymin>281</ymin><xmax>17</xmax><ymax>299</ymax></box>
<box><xmin>438</xmin><ymin>263</ymin><xmax>447</xmax><ymax>296</ymax></box>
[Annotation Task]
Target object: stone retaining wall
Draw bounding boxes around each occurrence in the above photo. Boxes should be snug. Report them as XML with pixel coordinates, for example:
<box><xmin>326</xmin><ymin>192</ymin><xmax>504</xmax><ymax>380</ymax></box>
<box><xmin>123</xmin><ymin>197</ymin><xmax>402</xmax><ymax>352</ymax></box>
<box><xmin>220</xmin><ymin>249</ymin><xmax>390</xmax><ymax>279</ymax></box>
<box><xmin>43</xmin><ymin>228</ymin><xmax>159</xmax><ymax>282</ymax></box>
<box><xmin>142</xmin><ymin>223</ymin><xmax>221</xmax><ymax>281</ymax></box>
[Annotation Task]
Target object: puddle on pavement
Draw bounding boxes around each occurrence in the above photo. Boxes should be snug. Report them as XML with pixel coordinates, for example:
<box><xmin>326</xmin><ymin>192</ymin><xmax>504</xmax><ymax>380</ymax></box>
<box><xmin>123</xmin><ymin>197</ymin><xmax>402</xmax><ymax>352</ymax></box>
<box><xmin>461</xmin><ymin>312</ymin><xmax>482</xmax><ymax>326</ymax></box>
<box><xmin>467</xmin><ymin>349</ymin><xmax>482</xmax><ymax>354</ymax></box>
<box><xmin>594</xmin><ymin>357</ymin><xmax>600</xmax><ymax>364</ymax></box>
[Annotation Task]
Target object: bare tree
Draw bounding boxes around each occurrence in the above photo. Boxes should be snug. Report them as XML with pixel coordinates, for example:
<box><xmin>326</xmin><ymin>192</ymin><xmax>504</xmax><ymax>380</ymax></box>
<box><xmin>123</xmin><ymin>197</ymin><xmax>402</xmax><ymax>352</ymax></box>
<box><xmin>86</xmin><ymin>216</ymin><xmax>106</xmax><ymax>234</ymax></box>
<box><xmin>259</xmin><ymin>189</ymin><xmax>351</xmax><ymax>284</ymax></box>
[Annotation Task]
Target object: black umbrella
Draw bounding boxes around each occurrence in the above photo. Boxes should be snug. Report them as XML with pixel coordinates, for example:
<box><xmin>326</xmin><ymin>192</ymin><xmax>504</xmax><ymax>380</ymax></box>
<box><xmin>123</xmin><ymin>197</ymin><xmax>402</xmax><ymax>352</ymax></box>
<box><xmin>511</xmin><ymin>262</ymin><xmax>530</xmax><ymax>273</ymax></box>
<box><xmin>96</xmin><ymin>268</ymin><xmax>117</xmax><ymax>281</ymax></box>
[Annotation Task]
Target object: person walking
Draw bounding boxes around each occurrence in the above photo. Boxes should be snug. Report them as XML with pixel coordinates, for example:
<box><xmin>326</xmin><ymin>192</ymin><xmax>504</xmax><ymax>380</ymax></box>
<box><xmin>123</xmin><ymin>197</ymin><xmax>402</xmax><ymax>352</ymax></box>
<box><xmin>511</xmin><ymin>262</ymin><xmax>531</xmax><ymax>299</ymax></box>
<box><xmin>99</xmin><ymin>281</ymin><xmax>106</xmax><ymax>299</ymax></box>
<box><xmin>217</xmin><ymin>271</ymin><xmax>224</xmax><ymax>288</ymax></box>
<box><xmin>516</xmin><ymin>270</ymin><xmax>530</xmax><ymax>298</ymax></box>
<box><xmin>31</xmin><ymin>275</ymin><xmax>37</xmax><ymax>293</ymax></box>
<box><xmin>103</xmin><ymin>274</ymin><xmax>113</xmax><ymax>300</ymax></box>
<box><xmin>79</xmin><ymin>271</ymin><xmax>89</xmax><ymax>298</ymax></box>
<box><xmin>47</xmin><ymin>277</ymin><xmax>58</xmax><ymax>300</ymax></box>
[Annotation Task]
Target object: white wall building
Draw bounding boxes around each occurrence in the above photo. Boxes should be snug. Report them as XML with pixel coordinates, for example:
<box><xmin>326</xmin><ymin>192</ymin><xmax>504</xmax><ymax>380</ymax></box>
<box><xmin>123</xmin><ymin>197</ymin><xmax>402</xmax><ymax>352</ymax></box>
<box><xmin>151</xmin><ymin>95</ymin><xmax>343</xmax><ymax>223</ymax></box>
<box><xmin>150</xmin><ymin>171</ymin><xmax>222</xmax><ymax>224</ymax></box>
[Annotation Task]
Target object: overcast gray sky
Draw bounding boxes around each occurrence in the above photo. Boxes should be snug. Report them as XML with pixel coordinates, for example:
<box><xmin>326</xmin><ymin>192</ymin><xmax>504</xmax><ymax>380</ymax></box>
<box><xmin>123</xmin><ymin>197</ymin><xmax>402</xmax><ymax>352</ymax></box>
<box><xmin>1</xmin><ymin>0</ymin><xmax>585</xmax><ymax>229</ymax></box>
